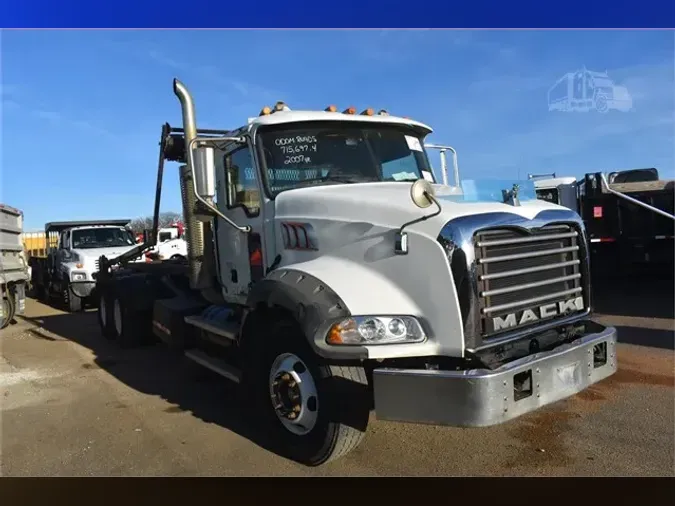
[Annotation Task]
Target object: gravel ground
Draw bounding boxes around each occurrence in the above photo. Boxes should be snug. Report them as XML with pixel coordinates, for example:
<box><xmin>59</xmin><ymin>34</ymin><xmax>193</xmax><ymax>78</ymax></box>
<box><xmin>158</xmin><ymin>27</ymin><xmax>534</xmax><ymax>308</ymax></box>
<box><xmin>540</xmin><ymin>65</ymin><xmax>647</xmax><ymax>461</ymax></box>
<box><xmin>1</xmin><ymin>277</ymin><xmax>673</xmax><ymax>476</ymax></box>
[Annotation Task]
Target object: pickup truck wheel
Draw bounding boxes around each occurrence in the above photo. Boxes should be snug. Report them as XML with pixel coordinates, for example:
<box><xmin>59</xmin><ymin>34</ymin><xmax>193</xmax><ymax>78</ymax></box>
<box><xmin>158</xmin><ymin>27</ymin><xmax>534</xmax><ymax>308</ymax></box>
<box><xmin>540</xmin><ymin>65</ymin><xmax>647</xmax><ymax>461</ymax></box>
<box><xmin>244</xmin><ymin>320</ymin><xmax>369</xmax><ymax>466</ymax></box>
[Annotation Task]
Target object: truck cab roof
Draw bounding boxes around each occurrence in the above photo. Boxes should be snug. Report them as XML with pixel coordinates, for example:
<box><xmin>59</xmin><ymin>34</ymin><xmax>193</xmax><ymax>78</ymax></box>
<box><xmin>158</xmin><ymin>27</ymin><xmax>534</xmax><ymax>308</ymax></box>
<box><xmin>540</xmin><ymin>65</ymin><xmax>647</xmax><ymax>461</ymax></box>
<box><xmin>245</xmin><ymin>110</ymin><xmax>433</xmax><ymax>136</ymax></box>
<box><xmin>45</xmin><ymin>219</ymin><xmax>131</xmax><ymax>235</ymax></box>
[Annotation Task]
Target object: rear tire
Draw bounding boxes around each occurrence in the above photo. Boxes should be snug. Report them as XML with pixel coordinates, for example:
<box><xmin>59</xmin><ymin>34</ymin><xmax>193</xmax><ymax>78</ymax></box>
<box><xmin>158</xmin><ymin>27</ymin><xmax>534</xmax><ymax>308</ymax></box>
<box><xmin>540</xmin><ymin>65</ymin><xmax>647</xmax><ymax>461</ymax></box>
<box><xmin>97</xmin><ymin>289</ymin><xmax>117</xmax><ymax>340</ymax></box>
<box><xmin>112</xmin><ymin>294</ymin><xmax>150</xmax><ymax>348</ymax></box>
<box><xmin>243</xmin><ymin>318</ymin><xmax>369</xmax><ymax>466</ymax></box>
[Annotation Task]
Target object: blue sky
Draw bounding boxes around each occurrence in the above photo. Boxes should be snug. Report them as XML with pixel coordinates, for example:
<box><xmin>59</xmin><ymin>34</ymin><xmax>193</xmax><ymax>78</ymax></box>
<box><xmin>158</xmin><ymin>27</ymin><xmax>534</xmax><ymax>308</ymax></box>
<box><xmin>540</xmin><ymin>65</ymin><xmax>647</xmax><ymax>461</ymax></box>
<box><xmin>1</xmin><ymin>30</ymin><xmax>673</xmax><ymax>230</ymax></box>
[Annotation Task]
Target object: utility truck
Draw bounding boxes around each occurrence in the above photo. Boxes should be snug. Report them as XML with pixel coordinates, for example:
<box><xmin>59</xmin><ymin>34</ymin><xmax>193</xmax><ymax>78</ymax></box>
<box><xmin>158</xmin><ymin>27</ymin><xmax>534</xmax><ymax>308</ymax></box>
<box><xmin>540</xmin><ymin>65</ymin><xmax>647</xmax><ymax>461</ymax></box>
<box><xmin>94</xmin><ymin>79</ymin><xmax>618</xmax><ymax>466</ymax></box>
<box><xmin>1</xmin><ymin>204</ymin><xmax>29</xmax><ymax>329</ymax></box>
<box><xmin>30</xmin><ymin>220</ymin><xmax>144</xmax><ymax>311</ymax></box>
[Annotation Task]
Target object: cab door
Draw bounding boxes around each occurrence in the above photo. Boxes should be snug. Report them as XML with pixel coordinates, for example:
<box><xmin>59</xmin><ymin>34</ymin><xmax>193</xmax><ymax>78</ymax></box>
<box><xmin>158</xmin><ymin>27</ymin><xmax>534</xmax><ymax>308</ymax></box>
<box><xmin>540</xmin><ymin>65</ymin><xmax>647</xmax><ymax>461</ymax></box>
<box><xmin>215</xmin><ymin>142</ymin><xmax>265</xmax><ymax>302</ymax></box>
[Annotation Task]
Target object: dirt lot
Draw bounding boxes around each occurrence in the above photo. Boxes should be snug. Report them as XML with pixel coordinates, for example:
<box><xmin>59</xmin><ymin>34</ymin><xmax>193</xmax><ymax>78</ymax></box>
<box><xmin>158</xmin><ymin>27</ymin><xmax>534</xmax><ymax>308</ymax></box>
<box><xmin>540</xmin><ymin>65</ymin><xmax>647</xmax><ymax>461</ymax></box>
<box><xmin>1</xmin><ymin>276</ymin><xmax>673</xmax><ymax>476</ymax></box>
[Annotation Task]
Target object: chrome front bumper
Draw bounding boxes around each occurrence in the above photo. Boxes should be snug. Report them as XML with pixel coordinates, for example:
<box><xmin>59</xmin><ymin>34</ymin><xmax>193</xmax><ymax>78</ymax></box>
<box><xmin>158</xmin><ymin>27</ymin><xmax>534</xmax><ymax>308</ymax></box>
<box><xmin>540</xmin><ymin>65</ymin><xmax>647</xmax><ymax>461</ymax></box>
<box><xmin>372</xmin><ymin>325</ymin><xmax>617</xmax><ymax>427</ymax></box>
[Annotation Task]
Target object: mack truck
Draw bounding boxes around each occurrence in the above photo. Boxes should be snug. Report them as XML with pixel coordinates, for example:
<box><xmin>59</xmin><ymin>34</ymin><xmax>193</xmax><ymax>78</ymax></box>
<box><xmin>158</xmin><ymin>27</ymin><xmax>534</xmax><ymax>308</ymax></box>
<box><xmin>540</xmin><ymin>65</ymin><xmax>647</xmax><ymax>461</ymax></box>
<box><xmin>30</xmin><ymin>220</ymin><xmax>144</xmax><ymax>312</ymax></box>
<box><xmin>93</xmin><ymin>79</ymin><xmax>618</xmax><ymax>466</ymax></box>
<box><xmin>1</xmin><ymin>203</ymin><xmax>30</xmax><ymax>330</ymax></box>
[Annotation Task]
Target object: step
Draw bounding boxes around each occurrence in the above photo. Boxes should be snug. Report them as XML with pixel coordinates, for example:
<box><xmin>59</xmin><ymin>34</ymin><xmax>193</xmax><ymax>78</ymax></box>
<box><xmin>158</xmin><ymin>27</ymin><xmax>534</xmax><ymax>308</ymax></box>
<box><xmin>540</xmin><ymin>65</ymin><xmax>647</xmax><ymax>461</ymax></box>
<box><xmin>184</xmin><ymin>314</ymin><xmax>239</xmax><ymax>341</ymax></box>
<box><xmin>184</xmin><ymin>349</ymin><xmax>241</xmax><ymax>384</ymax></box>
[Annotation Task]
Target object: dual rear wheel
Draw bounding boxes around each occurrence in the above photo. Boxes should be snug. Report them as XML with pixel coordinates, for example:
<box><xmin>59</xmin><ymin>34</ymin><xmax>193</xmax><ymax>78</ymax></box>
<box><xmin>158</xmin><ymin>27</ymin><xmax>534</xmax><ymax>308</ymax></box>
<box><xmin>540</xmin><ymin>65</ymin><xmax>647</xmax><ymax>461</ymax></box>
<box><xmin>97</xmin><ymin>288</ymin><xmax>149</xmax><ymax>347</ymax></box>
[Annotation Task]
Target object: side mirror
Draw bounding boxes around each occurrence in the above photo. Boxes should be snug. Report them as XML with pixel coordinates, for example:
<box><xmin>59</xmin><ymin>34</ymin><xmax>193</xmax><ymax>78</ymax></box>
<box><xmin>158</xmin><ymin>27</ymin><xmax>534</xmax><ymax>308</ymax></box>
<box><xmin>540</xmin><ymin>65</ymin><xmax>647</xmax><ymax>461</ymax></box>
<box><xmin>192</xmin><ymin>145</ymin><xmax>216</xmax><ymax>200</ymax></box>
<box><xmin>410</xmin><ymin>179</ymin><xmax>435</xmax><ymax>208</ymax></box>
<box><xmin>395</xmin><ymin>179</ymin><xmax>441</xmax><ymax>256</ymax></box>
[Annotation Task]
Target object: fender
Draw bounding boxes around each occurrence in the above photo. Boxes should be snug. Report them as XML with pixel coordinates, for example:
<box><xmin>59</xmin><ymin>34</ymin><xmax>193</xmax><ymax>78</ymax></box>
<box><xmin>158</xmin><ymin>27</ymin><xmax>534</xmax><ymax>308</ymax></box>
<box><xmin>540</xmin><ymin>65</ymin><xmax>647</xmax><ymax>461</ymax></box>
<box><xmin>246</xmin><ymin>257</ymin><xmax>426</xmax><ymax>360</ymax></box>
<box><xmin>246</xmin><ymin>268</ymin><xmax>360</xmax><ymax>358</ymax></box>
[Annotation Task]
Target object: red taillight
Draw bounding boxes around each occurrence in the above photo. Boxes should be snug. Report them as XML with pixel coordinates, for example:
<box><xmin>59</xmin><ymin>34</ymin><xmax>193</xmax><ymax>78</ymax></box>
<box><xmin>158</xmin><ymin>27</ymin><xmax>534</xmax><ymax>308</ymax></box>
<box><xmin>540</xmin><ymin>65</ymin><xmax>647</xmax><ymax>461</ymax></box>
<box><xmin>593</xmin><ymin>206</ymin><xmax>603</xmax><ymax>218</ymax></box>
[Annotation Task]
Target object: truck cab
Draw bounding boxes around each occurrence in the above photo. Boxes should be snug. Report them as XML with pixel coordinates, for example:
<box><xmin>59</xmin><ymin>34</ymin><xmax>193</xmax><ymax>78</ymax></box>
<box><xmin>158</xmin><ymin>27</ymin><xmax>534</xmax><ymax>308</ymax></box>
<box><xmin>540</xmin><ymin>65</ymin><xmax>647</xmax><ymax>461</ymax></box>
<box><xmin>94</xmin><ymin>80</ymin><xmax>618</xmax><ymax>466</ymax></box>
<box><xmin>530</xmin><ymin>174</ymin><xmax>580</xmax><ymax>211</ymax></box>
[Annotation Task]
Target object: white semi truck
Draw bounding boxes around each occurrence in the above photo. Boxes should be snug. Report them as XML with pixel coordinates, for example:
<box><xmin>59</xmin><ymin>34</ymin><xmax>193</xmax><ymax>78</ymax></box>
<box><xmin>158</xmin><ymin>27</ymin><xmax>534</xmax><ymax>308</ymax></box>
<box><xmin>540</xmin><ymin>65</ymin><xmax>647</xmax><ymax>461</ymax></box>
<box><xmin>94</xmin><ymin>80</ymin><xmax>618</xmax><ymax>466</ymax></box>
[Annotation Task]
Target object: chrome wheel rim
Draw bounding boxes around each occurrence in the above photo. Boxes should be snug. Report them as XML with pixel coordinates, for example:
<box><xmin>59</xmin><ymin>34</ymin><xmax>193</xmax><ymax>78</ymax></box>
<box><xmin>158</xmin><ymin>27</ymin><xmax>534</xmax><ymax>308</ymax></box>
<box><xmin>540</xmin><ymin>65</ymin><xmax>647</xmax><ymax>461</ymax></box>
<box><xmin>269</xmin><ymin>353</ymin><xmax>319</xmax><ymax>436</ymax></box>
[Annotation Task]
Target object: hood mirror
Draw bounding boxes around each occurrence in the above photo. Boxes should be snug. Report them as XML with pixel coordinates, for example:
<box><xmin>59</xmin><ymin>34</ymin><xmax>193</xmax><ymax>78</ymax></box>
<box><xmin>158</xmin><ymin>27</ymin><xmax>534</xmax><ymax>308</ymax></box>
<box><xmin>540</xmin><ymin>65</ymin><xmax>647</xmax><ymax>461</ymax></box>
<box><xmin>395</xmin><ymin>179</ymin><xmax>442</xmax><ymax>255</ymax></box>
<box><xmin>410</xmin><ymin>179</ymin><xmax>435</xmax><ymax>208</ymax></box>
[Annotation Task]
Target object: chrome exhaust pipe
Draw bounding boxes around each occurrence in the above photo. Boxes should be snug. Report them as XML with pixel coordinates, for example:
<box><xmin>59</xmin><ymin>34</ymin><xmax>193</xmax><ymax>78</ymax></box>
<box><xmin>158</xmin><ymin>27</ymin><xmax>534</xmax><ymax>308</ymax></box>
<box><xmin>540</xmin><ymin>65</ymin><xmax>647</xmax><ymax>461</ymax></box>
<box><xmin>173</xmin><ymin>79</ymin><xmax>208</xmax><ymax>290</ymax></box>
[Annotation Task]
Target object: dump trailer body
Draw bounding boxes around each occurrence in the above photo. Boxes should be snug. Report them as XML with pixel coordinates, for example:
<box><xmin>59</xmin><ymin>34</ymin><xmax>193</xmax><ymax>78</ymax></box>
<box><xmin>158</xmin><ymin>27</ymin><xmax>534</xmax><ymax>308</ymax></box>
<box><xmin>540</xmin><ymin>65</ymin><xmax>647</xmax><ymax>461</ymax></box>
<box><xmin>1</xmin><ymin>203</ymin><xmax>29</xmax><ymax>328</ymax></box>
<box><xmin>581</xmin><ymin>172</ymin><xmax>674</xmax><ymax>274</ymax></box>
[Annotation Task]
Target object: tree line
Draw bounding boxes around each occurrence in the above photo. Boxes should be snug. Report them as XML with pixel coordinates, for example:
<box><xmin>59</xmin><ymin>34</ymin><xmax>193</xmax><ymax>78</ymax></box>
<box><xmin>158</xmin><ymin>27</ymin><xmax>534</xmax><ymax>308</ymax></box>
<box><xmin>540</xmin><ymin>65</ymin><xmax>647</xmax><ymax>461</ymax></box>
<box><xmin>129</xmin><ymin>212</ymin><xmax>182</xmax><ymax>234</ymax></box>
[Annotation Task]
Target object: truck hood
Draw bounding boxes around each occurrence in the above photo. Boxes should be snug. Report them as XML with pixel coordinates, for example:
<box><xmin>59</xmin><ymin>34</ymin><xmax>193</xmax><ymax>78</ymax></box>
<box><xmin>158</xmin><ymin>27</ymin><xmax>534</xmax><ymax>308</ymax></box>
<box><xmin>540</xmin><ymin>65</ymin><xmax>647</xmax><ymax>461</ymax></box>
<box><xmin>72</xmin><ymin>245</ymin><xmax>138</xmax><ymax>260</ymax></box>
<box><xmin>275</xmin><ymin>181</ymin><xmax>566</xmax><ymax>238</ymax></box>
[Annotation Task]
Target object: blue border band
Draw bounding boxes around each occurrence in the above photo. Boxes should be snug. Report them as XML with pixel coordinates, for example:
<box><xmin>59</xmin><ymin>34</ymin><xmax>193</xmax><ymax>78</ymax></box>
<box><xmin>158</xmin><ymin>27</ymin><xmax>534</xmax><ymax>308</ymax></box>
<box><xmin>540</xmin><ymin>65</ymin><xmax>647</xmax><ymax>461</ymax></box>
<box><xmin>2</xmin><ymin>1</ymin><xmax>674</xmax><ymax>29</ymax></box>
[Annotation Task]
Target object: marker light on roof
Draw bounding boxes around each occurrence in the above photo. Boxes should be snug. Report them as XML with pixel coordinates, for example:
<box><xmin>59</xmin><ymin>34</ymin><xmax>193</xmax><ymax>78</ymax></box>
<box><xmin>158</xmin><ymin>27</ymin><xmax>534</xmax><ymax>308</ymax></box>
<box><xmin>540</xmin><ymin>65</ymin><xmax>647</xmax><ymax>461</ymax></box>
<box><xmin>343</xmin><ymin>106</ymin><xmax>356</xmax><ymax>115</ymax></box>
<box><xmin>325</xmin><ymin>105</ymin><xmax>338</xmax><ymax>112</ymax></box>
<box><xmin>360</xmin><ymin>108</ymin><xmax>375</xmax><ymax>116</ymax></box>
<box><xmin>260</xmin><ymin>106</ymin><xmax>272</xmax><ymax>116</ymax></box>
<box><xmin>378</xmin><ymin>109</ymin><xmax>389</xmax><ymax>116</ymax></box>
<box><xmin>274</xmin><ymin>101</ymin><xmax>290</xmax><ymax>112</ymax></box>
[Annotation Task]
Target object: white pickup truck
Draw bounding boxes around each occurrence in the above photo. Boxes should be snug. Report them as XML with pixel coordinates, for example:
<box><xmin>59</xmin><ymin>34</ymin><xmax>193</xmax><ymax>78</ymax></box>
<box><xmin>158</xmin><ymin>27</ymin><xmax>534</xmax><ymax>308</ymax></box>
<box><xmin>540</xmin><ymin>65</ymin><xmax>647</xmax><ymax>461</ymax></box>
<box><xmin>146</xmin><ymin>226</ymin><xmax>188</xmax><ymax>261</ymax></box>
<box><xmin>1</xmin><ymin>203</ymin><xmax>29</xmax><ymax>329</ymax></box>
<box><xmin>30</xmin><ymin>220</ymin><xmax>145</xmax><ymax>311</ymax></box>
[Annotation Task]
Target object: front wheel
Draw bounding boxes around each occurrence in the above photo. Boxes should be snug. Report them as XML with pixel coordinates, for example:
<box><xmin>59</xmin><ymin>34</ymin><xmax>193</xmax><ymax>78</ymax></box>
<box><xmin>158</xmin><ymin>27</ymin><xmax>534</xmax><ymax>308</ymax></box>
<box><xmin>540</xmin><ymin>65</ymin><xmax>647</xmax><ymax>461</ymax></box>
<box><xmin>63</xmin><ymin>283</ymin><xmax>82</xmax><ymax>312</ymax></box>
<box><xmin>244</xmin><ymin>321</ymin><xmax>370</xmax><ymax>466</ymax></box>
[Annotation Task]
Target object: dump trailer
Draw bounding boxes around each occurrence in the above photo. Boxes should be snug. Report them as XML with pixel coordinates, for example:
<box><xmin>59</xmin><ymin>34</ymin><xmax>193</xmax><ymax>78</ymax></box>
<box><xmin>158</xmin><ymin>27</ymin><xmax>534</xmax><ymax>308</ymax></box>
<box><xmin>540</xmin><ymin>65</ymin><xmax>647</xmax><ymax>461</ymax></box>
<box><xmin>94</xmin><ymin>80</ymin><xmax>618</xmax><ymax>466</ymax></box>
<box><xmin>30</xmin><ymin>220</ymin><xmax>142</xmax><ymax>311</ymax></box>
<box><xmin>1</xmin><ymin>204</ymin><xmax>29</xmax><ymax>329</ymax></box>
<box><xmin>531</xmin><ymin>169</ymin><xmax>675</xmax><ymax>275</ymax></box>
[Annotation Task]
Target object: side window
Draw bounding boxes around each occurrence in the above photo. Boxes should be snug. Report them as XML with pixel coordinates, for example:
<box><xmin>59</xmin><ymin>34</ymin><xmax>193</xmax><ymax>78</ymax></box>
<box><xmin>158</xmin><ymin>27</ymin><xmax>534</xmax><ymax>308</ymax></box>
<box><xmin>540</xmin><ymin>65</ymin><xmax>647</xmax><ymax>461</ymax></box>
<box><xmin>225</xmin><ymin>147</ymin><xmax>260</xmax><ymax>216</ymax></box>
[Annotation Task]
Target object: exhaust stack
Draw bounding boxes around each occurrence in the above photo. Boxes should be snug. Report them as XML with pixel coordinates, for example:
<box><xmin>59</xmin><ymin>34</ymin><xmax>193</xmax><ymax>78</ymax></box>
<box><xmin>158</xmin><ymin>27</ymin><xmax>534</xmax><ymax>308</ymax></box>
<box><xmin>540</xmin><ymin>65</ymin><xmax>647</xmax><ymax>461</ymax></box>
<box><xmin>173</xmin><ymin>79</ymin><xmax>209</xmax><ymax>290</ymax></box>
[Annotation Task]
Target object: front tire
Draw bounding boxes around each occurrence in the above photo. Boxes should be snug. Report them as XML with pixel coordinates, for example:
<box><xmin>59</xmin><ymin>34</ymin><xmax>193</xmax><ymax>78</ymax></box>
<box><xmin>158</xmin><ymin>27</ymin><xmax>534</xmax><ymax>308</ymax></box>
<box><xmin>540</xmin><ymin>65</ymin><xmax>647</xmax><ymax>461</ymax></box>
<box><xmin>63</xmin><ymin>283</ymin><xmax>82</xmax><ymax>312</ymax></box>
<box><xmin>244</xmin><ymin>319</ymin><xmax>370</xmax><ymax>466</ymax></box>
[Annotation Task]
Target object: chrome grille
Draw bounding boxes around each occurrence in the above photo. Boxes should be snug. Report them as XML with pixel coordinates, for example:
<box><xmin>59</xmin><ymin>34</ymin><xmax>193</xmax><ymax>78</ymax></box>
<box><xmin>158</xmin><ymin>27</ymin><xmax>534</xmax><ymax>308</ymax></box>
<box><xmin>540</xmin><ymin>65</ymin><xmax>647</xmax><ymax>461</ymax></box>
<box><xmin>474</xmin><ymin>224</ymin><xmax>585</xmax><ymax>338</ymax></box>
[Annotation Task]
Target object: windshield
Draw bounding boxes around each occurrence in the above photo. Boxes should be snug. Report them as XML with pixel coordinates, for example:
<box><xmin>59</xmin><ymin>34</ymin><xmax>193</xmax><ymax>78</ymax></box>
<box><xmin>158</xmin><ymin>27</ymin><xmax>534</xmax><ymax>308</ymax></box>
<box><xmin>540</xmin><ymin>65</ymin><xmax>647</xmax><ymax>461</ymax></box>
<box><xmin>257</xmin><ymin>122</ymin><xmax>433</xmax><ymax>195</ymax></box>
<box><xmin>72</xmin><ymin>227</ymin><xmax>135</xmax><ymax>249</ymax></box>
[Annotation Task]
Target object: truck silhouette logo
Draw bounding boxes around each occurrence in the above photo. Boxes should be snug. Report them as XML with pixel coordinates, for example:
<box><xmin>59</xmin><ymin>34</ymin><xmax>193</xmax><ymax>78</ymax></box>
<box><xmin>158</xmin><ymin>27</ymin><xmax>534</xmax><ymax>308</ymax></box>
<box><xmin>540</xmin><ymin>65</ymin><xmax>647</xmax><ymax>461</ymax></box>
<box><xmin>548</xmin><ymin>67</ymin><xmax>633</xmax><ymax>113</ymax></box>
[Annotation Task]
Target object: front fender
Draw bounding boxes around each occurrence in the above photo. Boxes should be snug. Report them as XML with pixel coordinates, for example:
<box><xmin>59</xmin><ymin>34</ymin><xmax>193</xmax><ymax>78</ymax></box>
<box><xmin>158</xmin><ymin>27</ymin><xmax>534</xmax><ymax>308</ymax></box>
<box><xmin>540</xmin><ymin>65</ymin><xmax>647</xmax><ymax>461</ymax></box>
<box><xmin>247</xmin><ymin>258</ymin><xmax>430</xmax><ymax>360</ymax></box>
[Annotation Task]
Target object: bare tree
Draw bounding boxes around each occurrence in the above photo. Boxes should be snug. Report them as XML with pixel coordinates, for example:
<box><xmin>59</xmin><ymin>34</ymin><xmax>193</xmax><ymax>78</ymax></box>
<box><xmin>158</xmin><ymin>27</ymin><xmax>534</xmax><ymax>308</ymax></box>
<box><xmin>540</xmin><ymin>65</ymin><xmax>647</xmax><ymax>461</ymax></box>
<box><xmin>130</xmin><ymin>212</ymin><xmax>182</xmax><ymax>234</ymax></box>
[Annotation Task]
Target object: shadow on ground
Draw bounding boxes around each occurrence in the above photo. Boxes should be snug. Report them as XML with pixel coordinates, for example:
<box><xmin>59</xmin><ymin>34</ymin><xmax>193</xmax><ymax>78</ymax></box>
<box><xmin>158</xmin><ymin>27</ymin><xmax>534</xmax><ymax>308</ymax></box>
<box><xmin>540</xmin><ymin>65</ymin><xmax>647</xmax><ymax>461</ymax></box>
<box><xmin>592</xmin><ymin>273</ymin><xmax>674</xmax><ymax>320</ymax></box>
<box><xmin>21</xmin><ymin>309</ymin><xmax>296</xmax><ymax>464</ymax></box>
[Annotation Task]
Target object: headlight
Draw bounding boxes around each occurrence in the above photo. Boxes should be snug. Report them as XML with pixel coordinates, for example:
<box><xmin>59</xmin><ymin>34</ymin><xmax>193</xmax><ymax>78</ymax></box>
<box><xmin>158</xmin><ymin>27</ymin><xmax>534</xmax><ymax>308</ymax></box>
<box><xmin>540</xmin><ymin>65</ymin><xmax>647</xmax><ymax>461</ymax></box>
<box><xmin>326</xmin><ymin>316</ymin><xmax>426</xmax><ymax>345</ymax></box>
<box><xmin>72</xmin><ymin>272</ymin><xmax>87</xmax><ymax>281</ymax></box>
